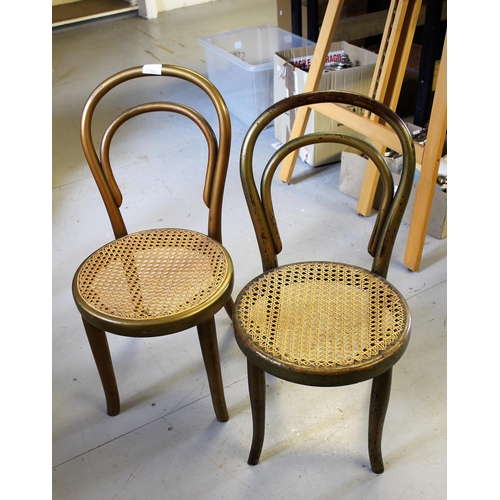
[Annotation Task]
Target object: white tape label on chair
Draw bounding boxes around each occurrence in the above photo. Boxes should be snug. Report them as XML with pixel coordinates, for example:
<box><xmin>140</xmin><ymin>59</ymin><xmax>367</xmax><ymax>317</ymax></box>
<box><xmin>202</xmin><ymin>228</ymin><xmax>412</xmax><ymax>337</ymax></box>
<box><xmin>142</xmin><ymin>64</ymin><xmax>162</xmax><ymax>75</ymax></box>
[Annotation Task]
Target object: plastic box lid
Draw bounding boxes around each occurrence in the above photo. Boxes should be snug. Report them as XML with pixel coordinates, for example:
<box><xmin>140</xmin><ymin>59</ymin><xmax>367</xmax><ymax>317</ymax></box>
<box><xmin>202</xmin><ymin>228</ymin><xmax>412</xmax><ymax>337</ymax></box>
<box><xmin>198</xmin><ymin>25</ymin><xmax>315</xmax><ymax>73</ymax></box>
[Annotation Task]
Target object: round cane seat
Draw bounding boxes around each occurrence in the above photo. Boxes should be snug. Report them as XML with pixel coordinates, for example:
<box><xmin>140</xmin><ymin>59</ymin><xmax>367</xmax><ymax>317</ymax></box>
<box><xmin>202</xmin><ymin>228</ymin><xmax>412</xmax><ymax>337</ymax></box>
<box><xmin>73</xmin><ymin>228</ymin><xmax>234</xmax><ymax>336</ymax></box>
<box><xmin>233</xmin><ymin>262</ymin><xmax>411</xmax><ymax>386</ymax></box>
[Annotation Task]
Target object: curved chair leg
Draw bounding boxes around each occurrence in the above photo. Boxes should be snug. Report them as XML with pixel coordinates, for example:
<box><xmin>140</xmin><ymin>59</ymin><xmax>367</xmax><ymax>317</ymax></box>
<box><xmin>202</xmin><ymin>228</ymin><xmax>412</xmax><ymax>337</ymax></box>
<box><xmin>224</xmin><ymin>296</ymin><xmax>234</xmax><ymax>321</ymax></box>
<box><xmin>368</xmin><ymin>367</ymin><xmax>393</xmax><ymax>473</ymax></box>
<box><xmin>197</xmin><ymin>318</ymin><xmax>229</xmax><ymax>422</ymax></box>
<box><xmin>82</xmin><ymin>317</ymin><xmax>120</xmax><ymax>416</ymax></box>
<box><xmin>247</xmin><ymin>360</ymin><xmax>266</xmax><ymax>465</ymax></box>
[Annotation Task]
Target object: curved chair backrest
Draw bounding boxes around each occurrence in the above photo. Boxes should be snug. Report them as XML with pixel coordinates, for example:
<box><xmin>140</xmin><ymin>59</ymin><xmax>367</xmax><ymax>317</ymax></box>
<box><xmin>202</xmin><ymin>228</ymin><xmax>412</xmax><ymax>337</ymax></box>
<box><xmin>240</xmin><ymin>91</ymin><xmax>416</xmax><ymax>279</ymax></box>
<box><xmin>80</xmin><ymin>65</ymin><xmax>231</xmax><ymax>243</ymax></box>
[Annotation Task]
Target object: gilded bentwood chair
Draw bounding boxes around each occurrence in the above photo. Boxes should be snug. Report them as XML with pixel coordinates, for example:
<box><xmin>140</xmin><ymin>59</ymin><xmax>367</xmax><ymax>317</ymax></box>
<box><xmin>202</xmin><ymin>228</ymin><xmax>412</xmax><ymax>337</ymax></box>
<box><xmin>233</xmin><ymin>91</ymin><xmax>416</xmax><ymax>472</ymax></box>
<box><xmin>72</xmin><ymin>65</ymin><xmax>234</xmax><ymax>422</ymax></box>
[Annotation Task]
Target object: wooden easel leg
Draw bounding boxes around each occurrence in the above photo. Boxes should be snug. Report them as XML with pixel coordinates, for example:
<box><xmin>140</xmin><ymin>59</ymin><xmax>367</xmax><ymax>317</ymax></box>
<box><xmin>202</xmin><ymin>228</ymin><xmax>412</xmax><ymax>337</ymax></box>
<box><xmin>357</xmin><ymin>0</ymin><xmax>423</xmax><ymax>216</ymax></box>
<box><xmin>278</xmin><ymin>0</ymin><xmax>345</xmax><ymax>183</ymax></box>
<box><xmin>404</xmin><ymin>35</ymin><xmax>447</xmax><ymax>272</ymax></box>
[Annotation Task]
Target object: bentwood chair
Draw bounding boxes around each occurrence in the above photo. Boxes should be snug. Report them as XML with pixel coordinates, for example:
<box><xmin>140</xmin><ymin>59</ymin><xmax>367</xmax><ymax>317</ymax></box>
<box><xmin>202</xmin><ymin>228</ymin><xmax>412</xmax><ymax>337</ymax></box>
<box><xmin>233</xmin><ymin>91</ymin><xmax>416</xmax><ymax>472</ymax></box>
<box><xmin>72</xmin><ymin>65</ymin><xmax>234</xmax><ymax>422</ymax></box>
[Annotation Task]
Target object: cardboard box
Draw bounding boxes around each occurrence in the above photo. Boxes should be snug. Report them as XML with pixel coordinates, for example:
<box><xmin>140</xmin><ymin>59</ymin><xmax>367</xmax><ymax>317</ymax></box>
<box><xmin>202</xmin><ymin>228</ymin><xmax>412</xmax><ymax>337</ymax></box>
<box><xmin>274</xmin><ymin>41</ymin><xmax>378</xmax><ymax>166</ymax></box>
<box><xmin>395</xmin><ymin>172</ymin><xmax>447</xmax><ymax>240</ymax></box>
<box><xmin>198</xmin><ymin>25</ymin><xmax>314</xmax><ymax>127</ymax></box>
<box><xmin>339</xmin><ymin>148</ymin><xmax>383</xmax><ymax>211</ymax></box>
<box><xmin>339</xmin><ymin>149</ymin><xmax>447</xmax><ymax>239</ymax></box>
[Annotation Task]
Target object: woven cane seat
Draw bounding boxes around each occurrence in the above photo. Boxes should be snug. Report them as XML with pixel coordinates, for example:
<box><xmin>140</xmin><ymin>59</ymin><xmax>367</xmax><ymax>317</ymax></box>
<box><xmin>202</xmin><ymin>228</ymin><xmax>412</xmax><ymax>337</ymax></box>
<box><xmin>74</xmin><ymin>228</ymin><xmax>233</xmax><ymax>336</ymax></box>
<box><xmin>234</xmin><ymin>262</ymin><xmax>410</xmax><ymax>386</ymax></box>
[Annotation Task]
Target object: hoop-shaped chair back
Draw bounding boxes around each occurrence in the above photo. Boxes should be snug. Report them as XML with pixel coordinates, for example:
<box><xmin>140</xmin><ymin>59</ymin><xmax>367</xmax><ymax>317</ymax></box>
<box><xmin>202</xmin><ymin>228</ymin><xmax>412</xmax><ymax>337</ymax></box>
<box><xmin>240</xmin><ymin>91</ymin><xmax>416</xmax><ymax>279</ymax></box>
<box><xmin>80</xmin><ymin>64</ymin><xmax>231</xmax><ymax>243</ymax></box>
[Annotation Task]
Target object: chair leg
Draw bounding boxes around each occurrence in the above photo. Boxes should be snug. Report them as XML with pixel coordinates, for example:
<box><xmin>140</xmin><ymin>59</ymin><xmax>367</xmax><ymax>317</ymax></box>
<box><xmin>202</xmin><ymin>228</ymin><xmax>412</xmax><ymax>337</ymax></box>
<box><xmin>247</xmin><ymin>360</ymin><xmax>266</xmax><ymax>465</ymax></box>
<box><xmin>197</xmin><ymin>318</ymin><xmax>229</xmax><ymax>422</ymax></box>
<box><xmin>368</xmin><ymin>367</ymin><xmax>393</xmax><ymax>473</ymax></box>
<box><xmin>82</xmin><ymin>317</ymin><xmax>120</xmax><ymax>416</ymax></box>
<box><xmin>224</xmin><ymin>296</ymin><xmax>234</xmax><ymax>321</ymax></box>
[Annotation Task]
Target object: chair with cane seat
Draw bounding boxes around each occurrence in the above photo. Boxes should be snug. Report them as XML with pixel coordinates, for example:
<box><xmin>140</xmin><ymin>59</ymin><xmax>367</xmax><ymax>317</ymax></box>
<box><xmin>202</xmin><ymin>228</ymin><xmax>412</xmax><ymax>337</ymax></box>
<box><xmin>233</xmin><ymin>90</ymin><xmax>415</xmax><ymax>472</ymax></box>
<box><xmin>72</xmin><ymin>65</ymin><xmax>234</xmax><ymax>422</ymax></box>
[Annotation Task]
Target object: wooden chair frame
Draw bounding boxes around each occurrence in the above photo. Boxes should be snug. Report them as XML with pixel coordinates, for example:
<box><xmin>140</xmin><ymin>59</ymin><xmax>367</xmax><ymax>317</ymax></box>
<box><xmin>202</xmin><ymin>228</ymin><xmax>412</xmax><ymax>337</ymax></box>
<box><xmin>72</xmin><ymin>65</ymin><xmax>233</xmax><ymax>421</ymax></box>
<box><xmin>234</xmin><ymin>90</ymin><xmax>415</xmax><ymax>472</ymax></box>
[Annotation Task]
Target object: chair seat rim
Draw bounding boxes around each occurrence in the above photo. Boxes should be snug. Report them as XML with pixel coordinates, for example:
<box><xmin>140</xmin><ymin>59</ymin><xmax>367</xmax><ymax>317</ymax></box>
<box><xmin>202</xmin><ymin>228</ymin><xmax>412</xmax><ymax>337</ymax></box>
<box><xmin>72</xmin><ymin>228</ymin><xmax>234</xmax><ymax>337</ymax></box>
<box><xmin>233</xmin><ymin>260</ymin><xmax>411</xmax><ymax>386</ymax></box>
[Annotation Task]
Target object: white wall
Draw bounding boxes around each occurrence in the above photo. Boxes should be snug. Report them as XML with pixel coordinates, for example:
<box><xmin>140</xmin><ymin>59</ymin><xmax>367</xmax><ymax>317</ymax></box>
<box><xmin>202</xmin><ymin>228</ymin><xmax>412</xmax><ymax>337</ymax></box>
<box><xmin>52</xmin><ymin>0</ymin><xmax>217</xmax><ymax>12</ymax></box>
<box><xmin>156</xmin><ymin>0</ymin><xmax>218</xmax><ymax>12</ymax></box>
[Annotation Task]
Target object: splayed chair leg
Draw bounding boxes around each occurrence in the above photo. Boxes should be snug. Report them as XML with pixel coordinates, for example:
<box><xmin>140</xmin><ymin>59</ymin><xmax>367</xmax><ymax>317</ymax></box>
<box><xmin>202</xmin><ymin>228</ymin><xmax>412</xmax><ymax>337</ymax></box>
<box><xmin>368</xmin><ymin>367</ymin><xmax>393</xmax><ymax>473</ymax></box>
<box><xmin>82</xmin><ymin>317</ymin><xmax>120</xmax><ymax>416</ymax></box>
<box><xmin>247</xmin><ymin>360</ymin><xmax>266</xmax><ymax>465</ymax></box>
<box><xmin>197</xmin><ymin>317</ymin><xmax>229</xmax><ymax>422</ymax></box>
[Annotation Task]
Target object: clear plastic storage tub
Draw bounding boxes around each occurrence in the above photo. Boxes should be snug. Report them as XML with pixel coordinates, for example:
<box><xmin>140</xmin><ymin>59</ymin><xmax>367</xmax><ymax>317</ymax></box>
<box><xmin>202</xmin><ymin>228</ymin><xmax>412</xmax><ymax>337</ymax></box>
<box><xmin>198</xmin><ymin>25</ymin><xmax>314</xmax><ymax>126</ymax></box>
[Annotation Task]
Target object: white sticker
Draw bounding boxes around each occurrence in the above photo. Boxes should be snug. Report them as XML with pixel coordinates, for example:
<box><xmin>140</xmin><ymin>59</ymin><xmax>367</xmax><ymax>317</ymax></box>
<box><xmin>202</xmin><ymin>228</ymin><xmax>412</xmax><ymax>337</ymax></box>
<box><xmin>234</xmin><ymin>41</ymin><xmax>242</xmax><ymax>49</ymax></box>
<box><xmin>142</xmin><ymin>64</ymin><xmax>162</xmax><ymax>75</ymax></box>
